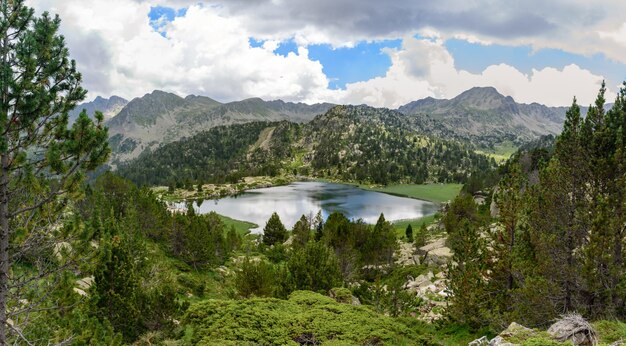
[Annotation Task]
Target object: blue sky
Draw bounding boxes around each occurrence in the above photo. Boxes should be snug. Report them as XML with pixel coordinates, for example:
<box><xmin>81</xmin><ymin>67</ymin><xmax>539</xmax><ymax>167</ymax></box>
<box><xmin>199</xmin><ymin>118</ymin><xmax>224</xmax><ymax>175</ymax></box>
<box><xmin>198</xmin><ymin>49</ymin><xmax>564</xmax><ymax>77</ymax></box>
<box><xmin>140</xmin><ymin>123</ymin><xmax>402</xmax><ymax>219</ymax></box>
<box><xmin>250</xmin><ymin>38</ymin><xmax>403</xmax><ymax>89</ymax></box>
<box><xmin>34</xmin><ymin>0</ymin><xmax>626</xmax><ymax>107</ymax></box>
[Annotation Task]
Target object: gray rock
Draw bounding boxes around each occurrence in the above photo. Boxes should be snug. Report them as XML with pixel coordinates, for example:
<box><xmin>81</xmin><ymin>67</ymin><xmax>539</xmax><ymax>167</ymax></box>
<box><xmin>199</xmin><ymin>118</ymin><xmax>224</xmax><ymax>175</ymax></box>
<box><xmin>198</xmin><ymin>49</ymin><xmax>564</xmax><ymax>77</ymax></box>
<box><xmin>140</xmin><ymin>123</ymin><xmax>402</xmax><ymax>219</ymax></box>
<box><xmin>548</xmin><ymin>314</ymin><xmax>598</xmax><ymax>346</ymax></box>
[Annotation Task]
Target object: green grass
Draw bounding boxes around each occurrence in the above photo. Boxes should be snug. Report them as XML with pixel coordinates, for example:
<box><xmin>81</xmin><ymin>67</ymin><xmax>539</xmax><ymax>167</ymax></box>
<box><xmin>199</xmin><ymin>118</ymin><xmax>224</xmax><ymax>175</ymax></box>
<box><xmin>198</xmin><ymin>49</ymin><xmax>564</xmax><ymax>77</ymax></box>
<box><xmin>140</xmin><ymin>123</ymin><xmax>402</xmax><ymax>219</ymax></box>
<box><xmin>218</xmin><ymin>214</ymin><xmax>257</xmax><ymax>236</ymax></box>
<box><xmin>393</xmin><ymin>215</ymin><xmax>436</xmax><ymax>239</ymax></box>
<box><xmin>366</xmin><ymin>183</ymin><xmax>463</xmax><ymax>203</ymax></box>
<box><xmin>476</xmin><ymin>141</ymin><xmax>518</xmax><ymax>163</ymax></box>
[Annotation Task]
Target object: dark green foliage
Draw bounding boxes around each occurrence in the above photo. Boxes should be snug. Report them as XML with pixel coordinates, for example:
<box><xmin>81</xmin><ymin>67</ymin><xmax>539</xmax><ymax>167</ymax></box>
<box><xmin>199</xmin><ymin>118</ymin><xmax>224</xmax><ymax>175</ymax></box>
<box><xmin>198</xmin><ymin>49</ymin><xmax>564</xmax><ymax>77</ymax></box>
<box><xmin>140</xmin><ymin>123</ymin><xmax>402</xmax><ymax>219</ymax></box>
<box><xmin>184</xmin><ymin>291</ymin><xmax>428</xmax><ymax>345</ymax></box>
<box><xmin>318</xmin><ymin>211</ymin><xmax>398</xmax><ymax>280</ymax></box>
<box><xmin>0</xmin><ymin>0</ymin><xmax>112</xmax><ymax>341</ymax></box>
<box><xmin>291</xmin><ymin>214</ymin><xmax>311</xmax><ymax>248</ymax></box>
<box><xmin>117</xmin><ymin>122</ymin><xmax>292</xmax><ymax>185</ymax></box>
<box><xmin>444</xmin><ymin>193</ymin><xmax>492</xmax><ymax>327</ymax></box>
<box><xmin>287</xmin><ymin>242</ymin><xmax>342</xmax><ymax>293</ymax></box>
<box><xmin>414</xmin><ymin>223</ymin><xmax>428</xmax><ymax>248</ymax></box>
<box><xmin>118</xmin><ymin>106</ymin><xmax>497</xmax><ymax>187</ymax></box>
<box><xmin>405</xmin><ymin>223</ymin><xmax>413</xmax><ymax>242</ymax></box>
<box><xmin>365</xmin><ymin>213</ymin><xmax>398</xmax><ymax>265</ymax></box>
<box><xmin>445</xmin><ymin>82</ymin><xmax>626</xmax><ymax>328</ymax></box>
<box><xmin>91</xmin><ymin>220</ymin><xmax>144</xmax><ymax>341</ymax></box>
<box><xmin>262</xmin><ymin>212</ymin><xmax>288</xmax><ymax>246</ymax></box>
<box><xmin>171</xmin><ymin>211</ymin><xmax>228</xmax><ymax>268</ymax></box>
<box><xmin>234</xmin><ymin>258</ymin><xmax>277</xmax><ymax>298</ymax></box>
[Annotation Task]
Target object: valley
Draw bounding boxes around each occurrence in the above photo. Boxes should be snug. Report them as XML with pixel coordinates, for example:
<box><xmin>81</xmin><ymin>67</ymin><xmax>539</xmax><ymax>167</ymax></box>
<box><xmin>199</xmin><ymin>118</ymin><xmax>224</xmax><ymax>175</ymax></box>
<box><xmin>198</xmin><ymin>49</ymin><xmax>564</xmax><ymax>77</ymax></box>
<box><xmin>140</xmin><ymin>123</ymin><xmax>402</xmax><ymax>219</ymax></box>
<box><xmin>4</xmin><ymin>2</ymin><xmax>626</xmax><ymax>344</ymax></box>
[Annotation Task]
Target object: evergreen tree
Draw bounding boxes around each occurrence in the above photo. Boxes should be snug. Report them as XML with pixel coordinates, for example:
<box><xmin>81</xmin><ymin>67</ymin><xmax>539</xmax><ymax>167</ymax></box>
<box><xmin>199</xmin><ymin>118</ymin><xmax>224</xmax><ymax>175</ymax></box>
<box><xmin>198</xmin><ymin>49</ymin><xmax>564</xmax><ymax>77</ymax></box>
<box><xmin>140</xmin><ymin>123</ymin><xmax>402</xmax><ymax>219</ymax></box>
<box><xmin>0</xmin><ymin>1</ymin><xmax>109</xmax><ymax>342</ymax></box>
<box><xmin>262</xmin><ymin>212</ymin><xmax>288</xmax><ymax>246</ymax></box>
<box><xmin>292</xmin><ymin>214</ymin><xmax>311</xmax><ymax>248</ymax></box>
<box><xmin>234</xmin><ymin>258</ymin><xmax>276</xmax><ymax>298</ymax></box>
<box><xmin>287</xmin><ymin>242</ymin><xmax>342</xmax><ymax>293</ymax></box>
<box><xmin>493</xmin><ymin>162</ymin><xmax>526</xmax><ymax>292</ymax></box>
<box><xmin>414</xmin><ymin>223</ymin><xmax>427</xmax><ymax>248</ymax></box>
<box><xmin>444</xmin><ymin>194</ymin><xmax>491</xmax><ymax>327</ymax></box>
<box><xmin>366</xmin><ymin>214</ymin><xmax>397</xmax><ymax>265</ymax></box>
<box><xmin>91</xmin><ymin>215</ymin><xmax>144</xmax><ymax>342</ymax></box>
<box><xmin>405</xmin><ymin>224</ymin><xmax>413</xmax><ymax>242</ymax></box>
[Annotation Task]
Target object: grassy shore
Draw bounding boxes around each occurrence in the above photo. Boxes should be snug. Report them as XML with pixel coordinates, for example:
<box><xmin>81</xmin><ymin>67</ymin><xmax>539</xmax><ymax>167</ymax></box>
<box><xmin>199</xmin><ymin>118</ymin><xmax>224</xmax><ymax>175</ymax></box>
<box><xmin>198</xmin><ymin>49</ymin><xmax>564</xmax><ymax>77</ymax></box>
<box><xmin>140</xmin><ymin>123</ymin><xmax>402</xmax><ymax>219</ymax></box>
<box><xmin>365</xmin><ymin>183</ymin><xmax>463</xmax><ymax>203</ymax></box>
<box><xmin>218</xmin><ymin>214</ymin><xmax>257</xmax><ymax>236</ymax></box>
<box><xmin>392</xmin><ymin>214</ymin><xmax>440</xmax><ymax>239</ymax></box>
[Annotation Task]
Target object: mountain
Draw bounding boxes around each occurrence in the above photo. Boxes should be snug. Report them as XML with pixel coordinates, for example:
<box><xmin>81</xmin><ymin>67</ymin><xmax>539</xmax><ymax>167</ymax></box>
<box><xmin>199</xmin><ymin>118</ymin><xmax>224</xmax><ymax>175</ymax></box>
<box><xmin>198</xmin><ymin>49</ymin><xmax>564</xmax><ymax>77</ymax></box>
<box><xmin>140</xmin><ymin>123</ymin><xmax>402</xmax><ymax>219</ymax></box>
<box><xmin>106</xmin><ymin>90</ymin><xmax>335</xmax><ymax>165</ymax></box>
<box><xmin>117</xmin><ymin>105</ymin><xmax>496</xmax><ymax>186</ymax></box>
<box><xmin>397</xmin><ymin>87</ymin><xmax>568</xmax><ymax>149</ymax></box>
<box><xmin>69</xmin><ymin>95</ymin><xmax>128</xmax><ymax>123</ymax></box>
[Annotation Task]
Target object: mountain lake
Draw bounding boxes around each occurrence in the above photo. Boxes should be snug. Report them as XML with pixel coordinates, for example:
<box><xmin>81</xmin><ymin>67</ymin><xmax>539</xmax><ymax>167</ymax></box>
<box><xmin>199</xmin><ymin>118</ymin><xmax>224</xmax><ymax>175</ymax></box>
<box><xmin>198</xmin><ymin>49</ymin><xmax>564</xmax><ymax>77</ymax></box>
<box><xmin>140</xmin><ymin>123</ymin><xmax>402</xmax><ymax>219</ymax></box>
<box><xmin>181</xmin><ymin>181</ymin><xmax>440</xmax><ymax>233</ymax></box>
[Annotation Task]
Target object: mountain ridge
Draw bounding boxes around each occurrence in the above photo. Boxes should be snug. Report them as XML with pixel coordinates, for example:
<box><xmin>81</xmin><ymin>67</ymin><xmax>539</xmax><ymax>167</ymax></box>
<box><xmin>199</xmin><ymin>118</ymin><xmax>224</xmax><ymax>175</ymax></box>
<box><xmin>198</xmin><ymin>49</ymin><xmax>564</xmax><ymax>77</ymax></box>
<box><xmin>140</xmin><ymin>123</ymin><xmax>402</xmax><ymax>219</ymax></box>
<box><xmin>73</xmin><ymin>86</ymin><xmax>606</xmax><ymax>166</ymax></box>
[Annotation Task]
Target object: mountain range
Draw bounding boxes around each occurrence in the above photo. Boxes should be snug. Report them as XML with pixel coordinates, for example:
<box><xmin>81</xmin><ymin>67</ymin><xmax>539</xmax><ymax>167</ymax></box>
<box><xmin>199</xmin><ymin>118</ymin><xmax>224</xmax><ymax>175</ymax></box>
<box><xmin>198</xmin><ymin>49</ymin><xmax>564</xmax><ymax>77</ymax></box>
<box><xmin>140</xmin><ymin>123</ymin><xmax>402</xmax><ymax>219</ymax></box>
<box><xmin>117</xmin><ymin>105</ymin><xmax>496</xmax><ymax>187</ymax></box>
<box><xmin>69</xmin><ymin>95</ymin><xmax>128</xmax><ymax>123</ymax></box>
<box><xmin>75</xmin><ymin>86</ymin><xmax>592</xmax><ymax>166</ymax></box>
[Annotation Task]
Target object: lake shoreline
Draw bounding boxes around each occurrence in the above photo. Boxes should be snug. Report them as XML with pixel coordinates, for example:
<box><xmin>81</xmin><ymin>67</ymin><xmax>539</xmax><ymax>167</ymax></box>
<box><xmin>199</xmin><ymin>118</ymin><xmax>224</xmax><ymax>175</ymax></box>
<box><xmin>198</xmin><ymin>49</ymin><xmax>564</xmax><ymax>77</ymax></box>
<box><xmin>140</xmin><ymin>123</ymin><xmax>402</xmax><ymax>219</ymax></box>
<box><xmin>177</xmin><ymin>181</ymin><xmax>440</xmax><ymax>233</ymax></box>
<box><xmin>156</xmin><ymin>176</ymin><xmax>462</xmax><ymax>207</ymax></box>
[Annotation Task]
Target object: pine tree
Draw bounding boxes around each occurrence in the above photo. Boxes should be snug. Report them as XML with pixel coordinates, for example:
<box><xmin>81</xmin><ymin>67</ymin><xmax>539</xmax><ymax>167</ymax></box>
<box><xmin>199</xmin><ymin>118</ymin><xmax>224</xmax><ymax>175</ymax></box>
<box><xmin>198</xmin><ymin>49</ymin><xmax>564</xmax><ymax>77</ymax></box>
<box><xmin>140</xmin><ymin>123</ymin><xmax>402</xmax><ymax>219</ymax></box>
<box><xmin>444</xmin><ymin>194</ymin><xmax>491</xmax><ymax>327</ymax></box>
<box><xmin>288</xmin><ymin>242</ymin><xmax>342</xmax><ymax>293</ymax></box>
<box><xmin>414</xmin><ymin>223</ymin><xmax>427</xmax><ymax>248</ymax></box>
<box><xmin>262</xmin><ymin>212</ymin><xmax>288</xmax><ymax>246</ymax></box>
<box><xmin>292</xmin><ymin>214</ymin><xmax>311</xmax><ymax>249</ymax></box>
<box><xmin>366</xmin><ymin>214</ymin><xmax>397</xmax><ymax>265</ymax></box>
<box><xmin>405</xmin><ymin>224</ymin><xmax>413</xmax><ymax>242</ymax></box>
<box><xmin>493</xmin><ymin>162</ymin><xmax>526</xmax><ymax>291</ymax></box>
<box><xmin>91</xmin><ymin>215</ymin><xmax>144</xmax><ymax>342</ymax></box>
<box><xmin>0</xmin><ymin>1</ymin><xmax>109</xmax><ymax>342</ymax></box>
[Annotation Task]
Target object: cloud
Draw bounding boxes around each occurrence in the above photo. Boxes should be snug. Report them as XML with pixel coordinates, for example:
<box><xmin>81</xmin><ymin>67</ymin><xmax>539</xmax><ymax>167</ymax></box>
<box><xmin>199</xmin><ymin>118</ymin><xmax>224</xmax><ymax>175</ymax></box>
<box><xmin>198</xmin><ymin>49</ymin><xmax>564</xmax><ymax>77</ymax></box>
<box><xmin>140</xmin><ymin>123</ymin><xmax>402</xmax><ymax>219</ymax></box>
<box><xmin>26</xmin><ymin>0</ymin><xmax>331</xmax><ymax>102</ymax></box>
<box><xmin>199</xmin><ymin>0</ymin><xmax>626</xmax><ymax>64</ymax></box>
<box><xmin>328</xmin><ymin>36</ymin><xmax>609</xmax><ymax>108</ymax></box>
<box><xmin>25</xmin><ymin>0</ymin><xmax>617</xmax><ymax>108</ymax></box>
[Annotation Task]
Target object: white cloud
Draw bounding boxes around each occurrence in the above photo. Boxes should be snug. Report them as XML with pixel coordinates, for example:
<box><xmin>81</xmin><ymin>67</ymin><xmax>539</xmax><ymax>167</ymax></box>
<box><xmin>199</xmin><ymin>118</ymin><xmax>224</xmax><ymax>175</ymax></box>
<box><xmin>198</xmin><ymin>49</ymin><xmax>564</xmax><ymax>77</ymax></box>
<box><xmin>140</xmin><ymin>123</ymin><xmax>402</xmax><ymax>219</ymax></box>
<box><xmin>26</xmin><ymin>0</ymin><xmax>331</xmax><ymax>103</ymax></box>
<box><xmin>328</xmin><ymin>36</ymin><xmax>609</xmax><ymax>108</ymax></box>
<box><xmin>25</xmin><ymin>0</ymin><xmax>616</xmax><ymax>108</ymax></box>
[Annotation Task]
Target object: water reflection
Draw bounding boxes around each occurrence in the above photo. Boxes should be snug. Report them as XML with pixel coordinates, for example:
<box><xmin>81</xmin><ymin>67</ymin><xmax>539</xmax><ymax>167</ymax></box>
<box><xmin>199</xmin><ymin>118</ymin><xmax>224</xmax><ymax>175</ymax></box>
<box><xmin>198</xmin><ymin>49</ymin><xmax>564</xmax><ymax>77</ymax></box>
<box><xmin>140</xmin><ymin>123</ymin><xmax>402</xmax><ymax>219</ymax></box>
<box><xmin>188</xmin><ymin>182</ymin><xmax>439</xmax><ymax>233</ymax></box>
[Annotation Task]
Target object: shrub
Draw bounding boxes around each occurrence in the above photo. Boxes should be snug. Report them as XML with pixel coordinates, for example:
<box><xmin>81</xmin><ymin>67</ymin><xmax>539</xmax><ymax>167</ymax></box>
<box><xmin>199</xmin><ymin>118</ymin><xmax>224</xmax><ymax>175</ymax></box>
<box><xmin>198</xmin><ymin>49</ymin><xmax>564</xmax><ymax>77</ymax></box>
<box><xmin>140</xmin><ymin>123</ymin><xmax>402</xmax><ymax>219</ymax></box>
<box><xmin>183</xmin><ymin>291</ymin><xmax>427</xmax><ymax>345</ymax></box>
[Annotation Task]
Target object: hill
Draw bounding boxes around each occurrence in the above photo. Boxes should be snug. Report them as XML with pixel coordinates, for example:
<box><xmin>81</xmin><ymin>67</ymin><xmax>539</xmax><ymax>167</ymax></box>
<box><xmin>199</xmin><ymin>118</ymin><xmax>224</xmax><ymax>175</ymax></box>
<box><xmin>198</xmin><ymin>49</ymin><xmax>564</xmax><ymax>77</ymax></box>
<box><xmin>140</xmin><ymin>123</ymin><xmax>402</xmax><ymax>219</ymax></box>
<box><xmin>117</xmin><ymin>105</ymin><xmax>496</xmax><ymax>186</ymax></box>
<box><xmin>397</xmin><ymin>87</ymin><xmax>568</xmax><ymax>149</ymax></box>
<box><xmin>68</xmin><ymin>95</ymin><xmax>128</xmax><ymax>123</ymax></box>
<box><xmin>105</xmin><ymin>91</ymin><xmax>334</xmax><ymax>165</ymax></box>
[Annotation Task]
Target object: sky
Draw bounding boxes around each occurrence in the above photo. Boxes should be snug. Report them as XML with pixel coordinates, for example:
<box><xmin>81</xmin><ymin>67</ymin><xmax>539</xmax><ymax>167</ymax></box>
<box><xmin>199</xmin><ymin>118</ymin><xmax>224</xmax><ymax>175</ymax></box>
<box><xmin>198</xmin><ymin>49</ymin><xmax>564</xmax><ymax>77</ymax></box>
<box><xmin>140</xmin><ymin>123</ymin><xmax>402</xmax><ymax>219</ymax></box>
<box><xmin>26</xmin><ymin>0</ymin><xmax>626</xmax><ymax>107</ymax></box>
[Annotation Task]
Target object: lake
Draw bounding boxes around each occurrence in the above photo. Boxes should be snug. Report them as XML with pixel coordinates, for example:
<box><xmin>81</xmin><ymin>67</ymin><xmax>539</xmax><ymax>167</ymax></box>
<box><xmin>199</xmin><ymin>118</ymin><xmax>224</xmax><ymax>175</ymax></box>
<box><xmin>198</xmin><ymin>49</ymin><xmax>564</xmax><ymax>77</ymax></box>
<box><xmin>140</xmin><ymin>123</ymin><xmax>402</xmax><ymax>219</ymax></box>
<box><xmin>187</xmin><ymin>181</ymin><xmax>439</xmax><ymax>233</ymax></box>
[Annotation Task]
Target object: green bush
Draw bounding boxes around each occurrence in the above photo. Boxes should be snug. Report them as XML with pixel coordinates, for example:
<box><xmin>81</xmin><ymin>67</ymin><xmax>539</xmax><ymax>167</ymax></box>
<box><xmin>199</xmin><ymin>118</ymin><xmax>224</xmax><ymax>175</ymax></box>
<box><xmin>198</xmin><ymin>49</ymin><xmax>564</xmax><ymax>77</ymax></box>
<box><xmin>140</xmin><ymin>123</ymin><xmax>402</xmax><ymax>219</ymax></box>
<box><xmin>594</xmin><ymin>320</ymin><xmax>626</xmax><ymax>344</ymax></box>
<box><xmin>183</xmin><ymin>291</ymin><xmax>431</xmax><ymax>345</ymax></box>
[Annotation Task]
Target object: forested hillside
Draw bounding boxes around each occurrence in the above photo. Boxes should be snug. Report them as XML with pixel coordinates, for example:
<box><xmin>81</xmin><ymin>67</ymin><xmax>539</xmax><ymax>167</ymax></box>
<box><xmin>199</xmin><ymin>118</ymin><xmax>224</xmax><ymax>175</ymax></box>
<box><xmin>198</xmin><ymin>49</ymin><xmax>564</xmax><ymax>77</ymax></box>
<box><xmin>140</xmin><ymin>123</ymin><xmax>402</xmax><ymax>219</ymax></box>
<box><xmin>445</xmin><ymin>82</ymin><xmax>626</xmax><ymax>329</ymax></box>
<box><xmin>104</xmin><ymin>90</ymin><xmax>334</xmax><ymax>165</ymax></box>
<box><xmin>118</xmin><ymin>105</ymin><xmax>496</xmax><ymax>187</ymax></box>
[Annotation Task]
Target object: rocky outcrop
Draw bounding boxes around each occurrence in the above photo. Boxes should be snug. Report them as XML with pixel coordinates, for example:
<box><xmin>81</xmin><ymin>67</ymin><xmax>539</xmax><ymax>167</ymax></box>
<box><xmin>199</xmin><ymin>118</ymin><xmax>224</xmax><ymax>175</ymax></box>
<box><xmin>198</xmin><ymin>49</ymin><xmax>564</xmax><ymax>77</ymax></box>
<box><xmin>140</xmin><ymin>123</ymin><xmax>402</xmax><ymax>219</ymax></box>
<box><xmin>469</xmin><ymin>322</ymin><xmax>536</xmax><ymax>346</ymax></box>
<box><xmin>548</xmin><ymin>314</ymin><xmax>598</xmax><ymax>346</ymax></box>
<box><xmin>404</xmin><ymin>270</ymin><xmax>447</xmax><ymax>322</ymax></box>
<box><xmin>416</xmin><ymin>238</ymin><xmax>452</xmax><ymax>266</ymax></box>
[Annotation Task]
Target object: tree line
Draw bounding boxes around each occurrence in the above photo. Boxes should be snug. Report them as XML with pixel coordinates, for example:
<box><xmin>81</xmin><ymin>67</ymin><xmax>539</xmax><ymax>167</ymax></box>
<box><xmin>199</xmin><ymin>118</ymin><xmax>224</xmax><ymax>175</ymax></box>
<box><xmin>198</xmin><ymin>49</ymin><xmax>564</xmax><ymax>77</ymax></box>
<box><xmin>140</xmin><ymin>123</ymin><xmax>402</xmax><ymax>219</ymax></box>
<box><xmin>446</xmin><ymin>82</ymin><xmax>626</xmax><ymax>329</ymax></box>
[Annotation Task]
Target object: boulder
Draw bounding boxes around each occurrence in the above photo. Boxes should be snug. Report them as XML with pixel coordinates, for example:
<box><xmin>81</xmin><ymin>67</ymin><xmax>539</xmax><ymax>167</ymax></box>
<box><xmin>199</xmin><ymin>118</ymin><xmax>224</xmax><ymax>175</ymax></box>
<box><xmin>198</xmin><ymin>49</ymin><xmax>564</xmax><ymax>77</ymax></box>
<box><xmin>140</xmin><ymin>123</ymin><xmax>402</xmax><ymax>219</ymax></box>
<box><xmin>488</xmin><ymin>336</ymin><xmax>515</xmax><ymax>346</ymax></box>
<box><xmin>468</xmin><ymin>336</ymin><xmax>489</xmax><ymax>346</ymax></box>
<box><xmin>470</xmin><ymin>322</ymin><xmax>535</xmax><ymax>346</ymax></box>
<box><xmin>329</xmin><ymin>287</ymin><xmax>361</xmax><ymax>306</ymax></box>
<box><xmin>548</xmin><ymin>314</ymin><xmax>598</xmax><ymax>346</ymax></box>
<box><xmin>499</xmin><ymin>322</ymin><xmax>535</xmax><ymax>339</ymax></box>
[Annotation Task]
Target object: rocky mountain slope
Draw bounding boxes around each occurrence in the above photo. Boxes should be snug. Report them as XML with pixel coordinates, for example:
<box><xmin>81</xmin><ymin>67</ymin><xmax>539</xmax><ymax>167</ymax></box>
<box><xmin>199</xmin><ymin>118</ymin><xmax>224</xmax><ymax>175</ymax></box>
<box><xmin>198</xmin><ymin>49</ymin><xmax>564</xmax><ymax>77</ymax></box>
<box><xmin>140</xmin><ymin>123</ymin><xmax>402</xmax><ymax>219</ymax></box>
<box><xmin>117</xmin><ymin>105</ymin><xmax>496</xmax><ymax>186</ymax></box>
<box><xmin>105</xmin><ymin>90</ymin><xmax>334</xmax><ymax>165</ymax></box>
<box><xmin>397</xmin><ymin>87</ymin><xmax>570</xmax><ymax>149</ymax></box>
<box><xmin>69</xmin><ymin>95</ymin><xmax>128</xmax><ymax>123</ymax></box>
<box><xmin>75</xmin><ymin>86</ymin><xmax>606</xmax><ymax>167</ymax></box>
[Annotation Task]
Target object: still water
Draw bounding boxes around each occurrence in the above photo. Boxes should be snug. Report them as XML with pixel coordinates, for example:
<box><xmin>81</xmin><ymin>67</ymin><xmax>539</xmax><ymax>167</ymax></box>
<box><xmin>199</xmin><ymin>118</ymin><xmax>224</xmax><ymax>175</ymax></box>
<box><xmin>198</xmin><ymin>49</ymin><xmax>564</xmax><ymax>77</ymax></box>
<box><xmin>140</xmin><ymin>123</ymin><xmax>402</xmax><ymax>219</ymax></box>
<box><xmin>188</xmin><ymin>182</ymin><xmax>439</xmax><ymax>233</ymax></box>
